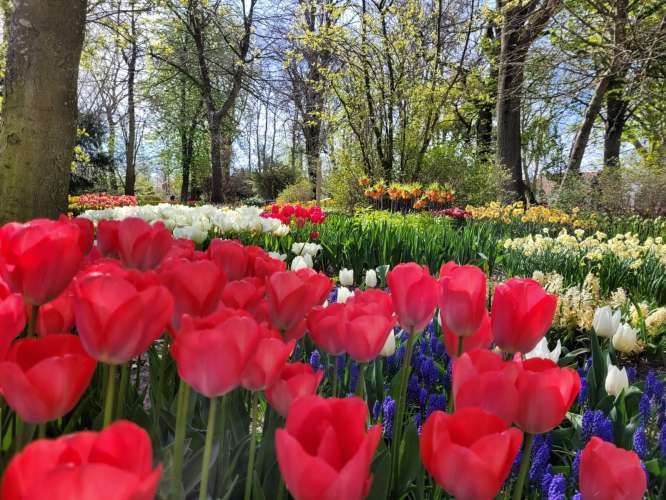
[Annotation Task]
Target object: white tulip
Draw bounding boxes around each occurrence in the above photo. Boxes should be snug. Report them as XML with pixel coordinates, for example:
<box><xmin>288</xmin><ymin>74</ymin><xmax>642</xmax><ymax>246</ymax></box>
<box><xmin>525</xmin><ymin>337</ymin><xmax>562</xmax><ymax>363</ymax></box>
<box><xmin>303</xmin><ymin>243</ymin><xmax>322</xmax><ymax>256</ymax></box>
<box><xmin>339</xmin><ymin>268</ymin><xmax>354</xmax><ymax>287</ymax></box>
<box><xmin>292</xmin><ymin>242</ymin><xmax>306</xmax><ymax>255</ymax></box>
<box><xmin>380</xmin><ymin>332</ymin><xmax>396</xmax><ymax>357</ymax></box>
<box><xmin>365</xmin><ymin>269</ymin><xmax>378</xmax><ymax>288</ymax></box>
<box><xmin>336</xmin><ymin>286</ymin><xmax>355</xmax><ymax>304</ymax></box>
<box><xmin>605</xmin><ymin>364</ymin><xmax>629</xmax><ymax>397</ymax></box>
<box><xmin>173</xmin><ymin>225</ymin><xmax>207</xmax><ymax>245</ymax></box>
<box><xmin>592</xmin><ymin>306</ymin><xmax>622</xmax><ymax>338</ymax></box>
<box><xmin>612</xmin><ymin>323</ymin><xmax>638</xmax><ymax>353</ymax></box>
<box><xmin>290</xmin><ymin>255</ymin><xmax>309</xmax><ymax>271</ymax></box>
<box><xmin>268</xmin><ymin>251</ymin><xmax>287</xmax><ymax>261</ymax></box>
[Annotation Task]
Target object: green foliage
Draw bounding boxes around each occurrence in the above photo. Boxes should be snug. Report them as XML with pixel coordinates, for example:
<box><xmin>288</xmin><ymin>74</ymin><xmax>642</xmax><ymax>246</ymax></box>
<box><xmin>276</xmin><ymin>178</ymin><xmax>313</xmax><ymax>204</ymax></box>
<box><xmin>422</xmin><ymin>144</ymin><xmax>511</xmax><ymax>206</ymax></box>
<box><xmin>251</xmin><ymin>161</ymin><xmax>298</xmax><ymax>201</ymax></box>
<box><xmin>326</xmin><ymin>162</ymin><xmax>369</xmax><ymax>213</ymax></box>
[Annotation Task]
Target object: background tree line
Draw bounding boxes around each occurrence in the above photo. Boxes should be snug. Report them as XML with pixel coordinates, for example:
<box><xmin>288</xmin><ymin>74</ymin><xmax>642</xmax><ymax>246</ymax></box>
<box><xmin>1</xmin><ymin>0</ymin><xmax>665</xmax><ymax>222</ymax></box>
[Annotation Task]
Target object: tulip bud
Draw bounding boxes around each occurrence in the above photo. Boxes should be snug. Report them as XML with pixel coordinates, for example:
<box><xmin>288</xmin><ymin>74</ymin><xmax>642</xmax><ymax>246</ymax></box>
<box><xmin>605</xmin><ymin>364</ymin><xmax>629</xmax><ymax>397</ymax></box>
<box><xmin>365</xmin><ymin>269</ymin><xmax>378</xmax><ymax>288</ymax></box>
<box><xmin>525</xmin><ymin>337</ymin><xmax>562</xmax><ymax>363</ymax></box>
<box><xmin>592</xmin><ymin>306</ymin><xmax>622</xmax><ymax>338</ymax></box>
<box><xmin>336</xmin><ymin>286</ymin><xmax>355</xmax><ymax>304</ymax></box>
<box><xmin>339</xmin><ymin>268</ymin><xmax>354</xmax><ymax>287</ymax></box>
<box><xmin>290</xmin><ymin>255</ymin><xmax>309</xmax><ymax>271</ymax></box>
<box><xmin>612</xmin><ymin>323</ymin><xmax>638</xmax><ymax>353</ymax></box>
<box><xmin>380</xmin><ymin>331</ymin><xmax>396</xmax><ymax>356</ymax></box>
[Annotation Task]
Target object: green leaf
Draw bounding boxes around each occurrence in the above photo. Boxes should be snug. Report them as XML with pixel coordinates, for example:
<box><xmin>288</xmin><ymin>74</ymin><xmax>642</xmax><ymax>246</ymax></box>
<box><xmin>396</xmin><ymin>422</ymin><xmax>420</xmax><ymax>495</ymax></box>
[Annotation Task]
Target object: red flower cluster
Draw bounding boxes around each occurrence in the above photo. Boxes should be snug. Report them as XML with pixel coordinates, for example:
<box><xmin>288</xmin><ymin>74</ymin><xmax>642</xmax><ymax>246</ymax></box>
<box><xmin>432</xmin><ymin>207</ymin><xmax>471</xmax><ymax>219</ymax></box>
<box><xmin>262</xmin><ymin>204</ymin><xmax>326</xmax><ymax>226</ymax></box>
<box><xmin>71</xmin><ymin>193</ymin><xmax>138</xmax><ymax>211</ymax></box>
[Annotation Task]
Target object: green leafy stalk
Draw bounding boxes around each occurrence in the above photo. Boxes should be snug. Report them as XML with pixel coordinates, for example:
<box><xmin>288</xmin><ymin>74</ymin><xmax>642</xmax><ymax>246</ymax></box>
<box><xmin>199</xmin><ymin>397</ymin><xmax>218</xmax><ymax>500</ymax></box>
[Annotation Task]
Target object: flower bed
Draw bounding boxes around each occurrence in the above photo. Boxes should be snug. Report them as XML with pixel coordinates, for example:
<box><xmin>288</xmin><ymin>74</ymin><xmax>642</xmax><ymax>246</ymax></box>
<box><xmin>0</xmin><ymin>215</ymin><xmax>663</xmax><ymax>499</ymax></box>
<box><xmin>69</xmin><ymin>193</ymin><xmax>137</xmax><ymax>213</ymax></box>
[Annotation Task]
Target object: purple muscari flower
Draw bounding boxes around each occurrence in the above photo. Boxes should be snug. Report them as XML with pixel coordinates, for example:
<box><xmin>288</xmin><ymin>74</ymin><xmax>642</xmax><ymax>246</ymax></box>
<box><xmin>547</xmin><ymin>474</ymin><xmax>567</xmax><ymax>500</ymax></box>
<box><xmin>584</xmin><ymin>358</ymin><xmax>592</xmax><ymax>372</ymax></box>
<box><xmin>336</xmin><ymin>355</ymin><xmax>346</xmax><ymax>380</ymax></box>
<box><xmin>510</xmin><ymin>449</ymin><xmax>523</xmax><ymax>479</ymax></box>
<box><xmin>658</xmin><ymin>400</ymin><xmax>666</xmax><ymax>428</ymax></box>
<box><xmin>654</xmin><ymin>379</ymin><xmax>665</xmax><ymax>404</ymax></box>
<box><xmin>443</xmin><ymin>362</ymin><xmax>452</xmax><ymax>390</ymax></box>
<box><xmin>626</xmin><ymin>366</ymin><xmax>636</xmax><ymax>384</ymax></box>
<box><xmin>639</xmin><ymin>394</ymin><xmax>652</xmax><ymax>426</ymax></box>
<box><xmin>309</xmin><ymin>349</ymin><xmax>323</xmax><ymax>371</ymax></box>
<box><xmin>645</xmin><ymin>371</ymin><xmax>657</xmax><ymax>399</ymax></box>
<box><xmin>349</xmin><ymin>362</ymin><xmax>359</xmax><ymax>393</ymax></box>
<box><xmin>426</xmin><ymin>393</ymin><xmax>446</xmax><ymax>419</ymax></box>
<box><xmin>577</xmin><ymin>376</ymin><xmax>588</xmax><ymax>405</ymax></box>
<box><xmin>414</xmin><ymin>412</ymin><xmax>424</xmax><ymax>433</ymax></box>
<box><xmin>382</xmin><ymin>396</ymin><xmax>396</xmax><ymax>439</ymax></box>
<box><xmin>396</xmin><ymin>343</ymin><xmax>406</xmax><ymax>363</ymax></box>
<box><xmin>633</xmin><ymin>426</ymin><xmax>649</xmax><ymax>460</ymax></box>
<box><xmin>411</xmin><ymin>346</ymin><xmax>423</xmax><ymax>374</ymax></box>
<box><xmin>328</xmin><ymin>288</ymin><xmax>338</xmax><ymax>304</ymax></box>
<box><xmin>420</xmin><ymin>357</ymin><xmax>439</xmax><ymax>388</ymax></box>
<box><xmin>658</xmin><ymin>423</ymin><xmax>666</xmax><ymax>458</ymax></box>
<box><xmin>372</xmin><ymin>400</ymin><xmax>381</xmax><ymax>421</ymax></box>
<box><xmin>292</xmin><ymin>342</ymin><xmax>302</xmax><ymax>360</ymax></box>
<box><xmin>572</xmin><ymin>493</ymin><xmax>582</xmax><ymax>500</ymax></box>
<box><xmin>571</xmin><ymin>450</ymin><xmax>582</xmax><ymax>487</ymax></box>
<box><xmin>407</xmin><ymin>374</ymin><xmax>421</xmax><ymax>404</ymax></box>
<box><xmin>540</xmin><ymin>465</ymin><xmax>553</xmax><ymax>494</ymax></box>
<box><xmin>581</xmin><ymin>409</ymin><xmax>595</xmax><ymax>443</ymax></box>
<box><xmin>418</xmin><ymin>387</ymin><xmax>428</xmax><ymax>408</ymax></box>
<box><xmin>593</xmin><ymin>411</ymin><xmax>614</xmax><ymax>442</ymax></box>
<box><xmin>399</xmin><ymin>330</ymin><xmax>409</xmax><ymax>343</ymax></box>
<box><xmin>529</xmin><ymin>434</ymin><xmax>551</xmax><ymax>485</ymax></box>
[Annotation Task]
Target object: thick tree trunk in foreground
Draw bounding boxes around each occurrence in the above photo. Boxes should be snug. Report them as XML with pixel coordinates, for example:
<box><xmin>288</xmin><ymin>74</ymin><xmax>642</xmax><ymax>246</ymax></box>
<box><xmin>0</xmin><ymin>0</ymin><xmax>87</xmax><ymax>223</ymax></box>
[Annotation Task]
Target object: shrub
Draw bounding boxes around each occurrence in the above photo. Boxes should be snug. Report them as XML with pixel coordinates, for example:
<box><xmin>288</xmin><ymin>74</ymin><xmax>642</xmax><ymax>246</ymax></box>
<box><xmin>251</xmin><ymin>160</ymin><xmax>297</xmax><ymax>200</ymax></box>
<box><xmin>276</xmin><ymin>178</ymin><xmax>313</xmax><ymax>204</ymax></box>
<box><xmin>326</xmin><ymin>162</ymin><xmax>369</xmax><ymax>213</ymax></box>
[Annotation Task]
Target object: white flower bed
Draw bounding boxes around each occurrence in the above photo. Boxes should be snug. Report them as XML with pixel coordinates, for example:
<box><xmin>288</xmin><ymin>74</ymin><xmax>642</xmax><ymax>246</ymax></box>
<box><xmin>81</xmin><ymin>204</ymin><xmax>290</xmax><ymax>243</ymax></box>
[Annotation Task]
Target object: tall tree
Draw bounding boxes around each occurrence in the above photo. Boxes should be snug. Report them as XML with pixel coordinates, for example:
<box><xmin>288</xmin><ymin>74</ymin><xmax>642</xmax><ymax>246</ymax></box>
<box><xmin>0</xmin><ymin>0</ymin><xmax>88</xmax><ymax>223</ymax></box>
<box><xmin>495</xmin><ymin>0</ymin><xmax>562</xmax><ymax>201</ymax></box>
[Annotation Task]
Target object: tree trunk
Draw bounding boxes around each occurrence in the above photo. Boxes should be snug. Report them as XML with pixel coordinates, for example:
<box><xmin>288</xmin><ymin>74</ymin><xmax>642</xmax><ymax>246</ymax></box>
<box><xmin>0</xmin><ymin>0</ymin><xmax>87</xmax><ymax>223</ymax></box>
<box><xmin>209</xmin><ymin>117</ymin><xmax>223</xmax><ymax>203</ymax></box>
<box><xmin>220</xmin><ymin>129</ymin><xmax>233</xmax><ymax>201</ymax></box>
<box><xmin>124</xmin><ymin>18</ymin><xmax>138</xmax><ymax>196</ymax></box>
<box><xmin>180</xmin><ymin>130</ymin><xmax>192</xmax><ymax>202</ymax></box>
<box><xmin>604</xmin><ymin>76</ymin><xmax>627</xmax><ymax>169</ymax></box>
<box><xmin>566</xmin><ymin>75</ymin><xmax>611</xmax><ymax>174</ymax></box>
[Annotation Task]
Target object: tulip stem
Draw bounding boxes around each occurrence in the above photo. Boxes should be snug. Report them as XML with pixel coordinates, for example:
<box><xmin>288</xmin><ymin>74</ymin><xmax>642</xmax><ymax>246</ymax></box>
<box><xmin>27</xmin><ymin>305</ymin><xmax>38</xmax><ymax>338</ymax></box>
<box><xmin>216</xmin><ymin>396</ymin><xmax>228</xmax><ymax>494</ymax></box>
<box><xmin>38</xmin><ymin>423</ymin><xmax>46</xmax><ymax>439</ymax></box>
<box><xmin>243</xmin><ymin>391</ymin><xmax>260</xmax><ymax>500</ymax></box>
<box><xmin>116</xmin><ymin>363</ymin><xmax>129</xmax><ymax>420</ymax></box>
<box><xmin>389</xmin><ymin>329</ymin><xmax>416</xmax><ymax>494</ymax></box>
<box><xmin>512</xmin><ymin>433</ymin><xmax>534</xmax><ymax>500</ymax></box>
<box><xmin>457</xmin><ymin>336</ymin><xmax>464</xmax><ymax>358</ymax></box>
<box><xmin>102</xmin><ymin>364</ymin><xmax>117</xmax><ymax>428</ymax></box>
<box><xmin>199</xmin><ymin>397</ymin><xmax>218</xmax><ymax>500</ymax></box>
<box><xmin>355</xmin><ymin>363</ymin><xmax>366</xmax><ymax>399</ymax></box>
<box><xmin>172</xmin><ymin>380</ymin><xmax>190</xmax><ymax>500</ymax></box>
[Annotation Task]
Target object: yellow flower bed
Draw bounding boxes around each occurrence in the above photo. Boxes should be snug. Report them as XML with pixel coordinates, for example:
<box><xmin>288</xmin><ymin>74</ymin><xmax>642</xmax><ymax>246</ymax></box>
<box><xmin>465</xmin><ymin>201</ymin><xmax>591</xmax><ymax>227</ymax></box>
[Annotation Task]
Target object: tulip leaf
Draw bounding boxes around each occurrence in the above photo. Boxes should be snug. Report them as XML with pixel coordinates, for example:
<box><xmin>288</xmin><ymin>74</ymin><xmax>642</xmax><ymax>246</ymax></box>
<box><xmin>367</xmin><ymin>445</ymin><xmax>391</xmax><ymax>500</ymax></box>
<box><xmin>396</xmin><ymin>422</ymin><xmax>420</xmax><ymax>495</ymax></box>
<box><xmin>588</xmin><ymin>332</ymin><xmax>608</xmax><ymax>408</ymax></box>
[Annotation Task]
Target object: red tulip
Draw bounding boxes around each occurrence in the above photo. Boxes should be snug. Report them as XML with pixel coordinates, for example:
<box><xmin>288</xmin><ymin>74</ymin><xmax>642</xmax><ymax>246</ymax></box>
<box><xmin>208</xmin><ymin>239</ymin><xmax>249</xmax><ymax>281</ymax></box>
<box><xmin>265</xmin><ymin>362</ymin><xmax>324</xmax><ymax>417</ymax></box>
<box><xmin>0</xmin><ymin>335</ymin><xmax>96</xmax><ymax>423</ymax></box>
<box><xmin>36</xmin><ymin>288</ymin><xmax>75</xmax><ymax>336</ymax></box>
<box><xmin>1</xmin><ymin>420</ymin><xmax>161</xmax><ymax>499</ymax></box>
<box><xmin>0</xmin><ymin>293</ymin><xmax>26</xmax><ymax>360</ymax></box>
<box><xmin>66</xmin><ymin>216</ymin><xmax>95</xmax><ymax>255</ymax></box>
<box><xmin>171</xmin><ymin>316</ymin><xmax>261</xmax><ymax>398</ymax></box>
<box><xmin>96</xmin><ymin>220</ymin><xmax>120</xmax><ymax>258</ymax></box>
<box><xmin>178</xmin><ymin>306</ymin><xmax>252</xmax><ymax>333</ymax></box>
<box><xmin>221</xmin><ymin>277</ymin><xmax>265</xmax><ymax>311</ymax></box>
<box><xmin>442</xmin><ymin>311</ymin><xmax>492</xmax><ymax>358</ymax></box>
<box><xmin>241</xmin><ymin>325</ymin><xmax>295</xmax><ymax>391</ymax></box>
<box><xmin>276</xmin><ymin>396</ymin><xmax>381</xmax><ymax>500</ymax></box>
<box><xmin>452</xmin><ymin>349</ymin><xmax>520</xmax><ymax>424</ymax></box>
<box><xmin>246</xmin><ymin>245</ymin><xmax>286</xmax><ymax>279</ymax></box>
<box><xmin>342</xmin><ymin>290</ymin><xmax>396</xmax><ymax>362</ymax></box>
<box><xmin>73</xmin><ymin>272</ymin><xmax>173</xmax><ymax>364</ymax></box>
<box><xmin>514</xmin><ymin>358</ymin><xmax>580</xmax><ymax>434</ymax></box>
<box><xmin>159</xmin><ymin>259</ymin><xmax>226</xmax><ymax>332</ymax></box>
<box><xmin>438</xmin><ymin>262</ymin><xmax>487</xmax><ymax>337</ymax></box>
<box><xmin>491</xmin><ymin>278</ymin><xmax>557</xmax><ymax>354</ymax></box>
<box><xmin>420</xmin><ymin>407</ymin><xmax>523</xmax><ymax>500</ymax></box>
<box><xmin>162</xmin><ymin>238</ymin><xmax>196</xmax><ymax>263</ymax></box>
<box><xmin>115</xmin><ymin>217</ymin><xmax>173</xmax><ymax>270</ymax></box>
<box><xmin>0</xmin><ymin>219</ymin><xmax>84</xmax><ymax>305</ymax></box>
<box><xmin>266</xmin><ymin>269</ymin><xmax>331</xmax><ymax>340</ymax></box>
<box><xmin>306</xmin><ymin>303</ymin><xmax>346</xmax><ymax>355</ymax></box>
<box><xmin>579</xmin><ymin>437</ymin><xmax>647</xmax><ymax>500</ymax></box>
<box><xmin>386</xmin><ymin>263</ymin><xmax>437</xmax><ymax>333</ymax></box>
